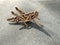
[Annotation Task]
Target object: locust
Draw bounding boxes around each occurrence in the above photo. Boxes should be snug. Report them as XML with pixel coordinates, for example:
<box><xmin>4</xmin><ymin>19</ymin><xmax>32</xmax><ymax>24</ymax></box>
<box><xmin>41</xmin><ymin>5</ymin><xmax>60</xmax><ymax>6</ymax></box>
<box><xmin>7</xmin><ymin>7</ymin><xmax>41</xmax><ymax>28</ymax></box>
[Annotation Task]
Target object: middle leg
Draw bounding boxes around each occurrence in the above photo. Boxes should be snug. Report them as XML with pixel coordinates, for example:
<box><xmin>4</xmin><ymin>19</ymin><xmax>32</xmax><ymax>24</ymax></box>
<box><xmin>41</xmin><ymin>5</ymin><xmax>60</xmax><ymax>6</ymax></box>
<box><xmin>24</xmin><ymin>22</ymin><xmax>29</xmax><ymax>28</ymax></box>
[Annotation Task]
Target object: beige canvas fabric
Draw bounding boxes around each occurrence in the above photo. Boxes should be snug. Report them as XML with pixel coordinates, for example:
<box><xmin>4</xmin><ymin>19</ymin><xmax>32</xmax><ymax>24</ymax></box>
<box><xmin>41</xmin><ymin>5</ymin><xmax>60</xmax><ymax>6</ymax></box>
<box><xmin>0</xmin><ymin>0</ymin><xmax>60</xmax><ymax>45</ymax></box>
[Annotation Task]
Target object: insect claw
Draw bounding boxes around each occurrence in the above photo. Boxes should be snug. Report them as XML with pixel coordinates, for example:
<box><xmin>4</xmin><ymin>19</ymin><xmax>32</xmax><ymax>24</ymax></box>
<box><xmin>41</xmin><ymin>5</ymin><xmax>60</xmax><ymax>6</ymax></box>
<box><xmin>15</xmin><ymin>7</ymin><xmax>18</xmax><ymax>10</ymax></box>
<box><xmin>11</xmin><ymin>11</ymin><xmax>14</xmax><ymax>14</ymax></box>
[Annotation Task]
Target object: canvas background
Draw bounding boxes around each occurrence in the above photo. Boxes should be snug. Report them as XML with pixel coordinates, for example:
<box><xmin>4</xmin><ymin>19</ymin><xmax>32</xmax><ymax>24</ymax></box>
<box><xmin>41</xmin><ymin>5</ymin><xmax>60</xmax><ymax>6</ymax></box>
<box><xmin>0</xmin><ymin>0</ymin><xmax>60</xmax><ymax>45</ymax></box>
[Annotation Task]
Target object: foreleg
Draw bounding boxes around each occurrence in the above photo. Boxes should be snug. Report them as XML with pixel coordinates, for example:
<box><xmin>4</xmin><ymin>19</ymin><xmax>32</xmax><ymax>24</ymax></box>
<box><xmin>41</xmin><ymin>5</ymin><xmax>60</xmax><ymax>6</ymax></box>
<box><xmin>11</xmin><ymin>11</ymin><xmax>19</xmax><ymax>17</ymax></box>
<box><xmin>15</xmin><ymin>7</ymin><xmax>25</xmax><ymax>14</ymax></box>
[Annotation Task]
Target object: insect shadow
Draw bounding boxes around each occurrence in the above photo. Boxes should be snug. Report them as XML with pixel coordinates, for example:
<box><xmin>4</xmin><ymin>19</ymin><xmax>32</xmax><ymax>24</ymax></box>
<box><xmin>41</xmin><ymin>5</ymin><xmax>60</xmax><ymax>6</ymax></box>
<box><xmin>9</xmin><ymin>21</ymin><xmax>51</xmax><ymax>37</ymax></box>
